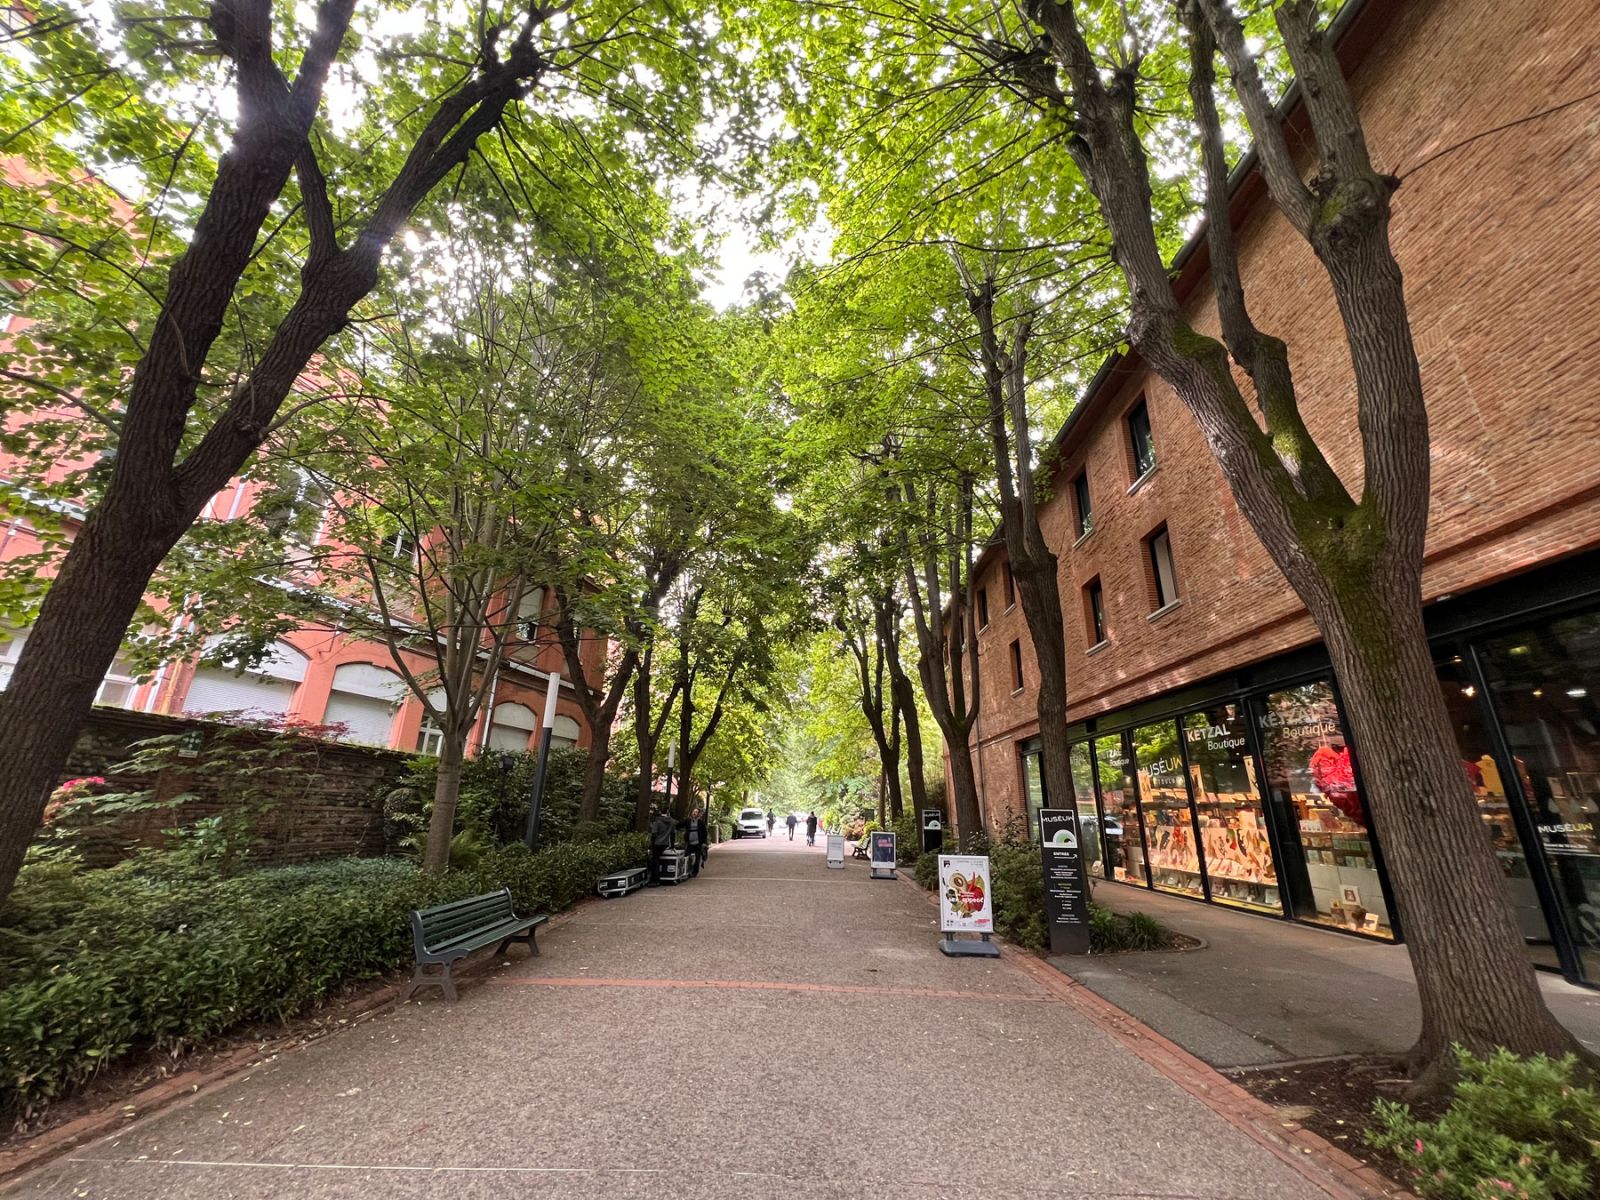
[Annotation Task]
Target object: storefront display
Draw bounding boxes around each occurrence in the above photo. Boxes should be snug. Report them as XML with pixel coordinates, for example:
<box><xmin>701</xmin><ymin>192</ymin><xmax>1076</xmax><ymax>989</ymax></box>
<box><xmin>1183</xmin><ymin>705</ymin><xmax>1281</xmax><ymax>914</ymax></box>
<box><xmin>1132</xmin><ymin>720</ymin><xmax>1204</xmax><ymax>899</ymax></box>
<box><xmin>1479</xmin><ymin>615</ymin><xmax>1600</xmax><ymax>982</ymax></box>
<box><xmin>1095</xmin><ymin>734</ymin><xmax>1144</xmax><ymax>885</ymax></box>
<box><xmin>1020</xmin><ymin>740</ymin><xmax>1044</xmax><ymax>842</ymax></box>
<box><xmin>1435</xmin><ymin>654</ymin><xmax>1558</xmax><ymax>967</ymax></box>
<box><xmin>1257</xmin><ymin>683</ymin><xmax>1392</xmax><ymax>938</ymax></box>
<box><xmin>1070</xmin><ymin>742</ymin><xmax>1103</xmax><ymax>879</ymax></box>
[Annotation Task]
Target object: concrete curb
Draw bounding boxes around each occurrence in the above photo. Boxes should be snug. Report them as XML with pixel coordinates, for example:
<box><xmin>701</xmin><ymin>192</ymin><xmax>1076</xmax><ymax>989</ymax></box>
<box><xmin>897</xmin><ymin>869</ymin><xmax>1410</xmax><ymax>1200</ymax></box>
<box><xmin>0</xmin><ymin>896</ymin><xmax>602</xmax><ymax>1187</ymax></box>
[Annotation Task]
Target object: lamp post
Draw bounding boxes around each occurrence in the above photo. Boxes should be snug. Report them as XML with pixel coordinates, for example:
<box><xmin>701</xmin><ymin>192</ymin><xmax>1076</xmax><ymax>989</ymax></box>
<box><xmin>663</xmin><ymin>737</ymin><xmax>677</xmax><ymax>813</ymax></box>
<box><xmin>523</xmin><ymin>672</ymin><xmax>562</xmax><ymax>850</ymax></box>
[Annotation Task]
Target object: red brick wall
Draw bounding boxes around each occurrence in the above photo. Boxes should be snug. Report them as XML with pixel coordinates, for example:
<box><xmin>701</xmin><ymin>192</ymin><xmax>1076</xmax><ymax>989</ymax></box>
<box><xmin>955</xmin><ymin>0</ymin><xmax>1600</xmax><ymax>831</ymax></box>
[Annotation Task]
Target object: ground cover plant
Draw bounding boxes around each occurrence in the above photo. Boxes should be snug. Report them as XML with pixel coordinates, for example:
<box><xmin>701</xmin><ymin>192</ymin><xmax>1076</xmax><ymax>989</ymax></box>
<box><xmin>0</xmin><ymin>832</ymin><xmax>646</xmax><ymax>1121</ymax></box>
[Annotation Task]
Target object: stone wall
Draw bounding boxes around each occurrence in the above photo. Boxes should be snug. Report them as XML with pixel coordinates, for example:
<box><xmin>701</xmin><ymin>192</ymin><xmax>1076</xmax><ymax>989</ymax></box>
<box><xmin>57</xmin><ymin>708</ymin><xmax>411</xmax><ymax>865</ymax></box>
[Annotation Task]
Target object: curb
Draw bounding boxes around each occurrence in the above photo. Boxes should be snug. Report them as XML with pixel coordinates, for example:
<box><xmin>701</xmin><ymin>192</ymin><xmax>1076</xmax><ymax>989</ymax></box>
<box><xmin>0</xmin><ymin>896</ymin><xmax>602</xmax><ymax>1188</ymax></box>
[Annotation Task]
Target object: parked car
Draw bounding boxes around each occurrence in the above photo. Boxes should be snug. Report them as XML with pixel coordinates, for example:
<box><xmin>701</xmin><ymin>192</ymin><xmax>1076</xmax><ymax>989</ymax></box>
<box><xmin>734</xmin><ymin>808</ymin><xmax>767</xmax><ymax>838</ymax></box>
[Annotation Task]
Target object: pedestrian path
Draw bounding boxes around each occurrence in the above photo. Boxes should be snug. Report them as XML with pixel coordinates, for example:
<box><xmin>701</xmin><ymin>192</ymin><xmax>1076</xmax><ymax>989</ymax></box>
<box><xmin>12</xmin><ymin>836</ymin><xmax>1337</xmax><ymax>1199</ymax></box>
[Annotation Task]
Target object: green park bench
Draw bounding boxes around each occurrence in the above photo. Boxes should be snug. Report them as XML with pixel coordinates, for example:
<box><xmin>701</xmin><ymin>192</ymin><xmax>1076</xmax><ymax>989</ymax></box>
<box><xmin>404</xmin><ymin>887</ymin><xmax>547</xmax><ymax>1001</ymax></box>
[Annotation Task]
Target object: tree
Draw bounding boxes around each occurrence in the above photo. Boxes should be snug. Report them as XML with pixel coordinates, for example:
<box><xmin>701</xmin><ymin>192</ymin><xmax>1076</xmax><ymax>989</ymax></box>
<box><xmin>980</xmin><ymin>0</ymin><xmax>1584</xmax><ymax>1083</ymax></box>
<box><xmin>0</xmin><ymin>0</ymin><xmax>718</xmax><ymax>903</ymax></box>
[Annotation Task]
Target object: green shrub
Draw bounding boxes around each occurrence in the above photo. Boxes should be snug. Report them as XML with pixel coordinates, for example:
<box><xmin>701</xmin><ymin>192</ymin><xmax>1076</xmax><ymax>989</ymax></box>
<box><xmin>1090</xmin><ymin>905</ymin><xmax>1174</xmax><ymax>953</ymax></box>
<box><xmin>1369</xmin><ymin>1048</ymin><xmax>1600</xmax><ymax>1199</ymax></box>
<box><xmin>913</xmin><ymin>851</ymin><xmax>940</xmax><ymax>890</ymax></box>
<box><xmin>989</xmin><ymin>845</ymin><xmax>1049</xmax><ymax>949</ymax></box>
<box><xmin>0</xmin><ymin>833</ymin><xmax>646</xmax><ymax>1120</ymax></box>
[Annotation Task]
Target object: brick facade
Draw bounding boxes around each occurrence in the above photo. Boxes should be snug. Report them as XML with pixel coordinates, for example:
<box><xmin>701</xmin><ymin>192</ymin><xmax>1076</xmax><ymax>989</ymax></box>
<box><xmin>957</xmin><ymin>0</ymin><xmax>1600</xmax><ymax>830</ymax></box>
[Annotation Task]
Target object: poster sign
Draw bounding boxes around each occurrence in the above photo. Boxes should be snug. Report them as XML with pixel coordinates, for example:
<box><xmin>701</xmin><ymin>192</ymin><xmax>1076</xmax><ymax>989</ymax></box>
<box><xmin>869</xmin><ymin>831</ymin><xmax>897</xmax><ymax>878</ymax></box>
<box><xmin>938</xmin><ymin>855</ymin><xmax>993</xmax><ymax>933</ymax></box>
<box><xmin>1039</xmin><ymin>808</ymin><xmax>1091</xmax><ymax>955</ymax></box>
<box><xmin>826</xmin><ymin>832</ymin><xmax>845</xmax><ymax>868</ymax></box>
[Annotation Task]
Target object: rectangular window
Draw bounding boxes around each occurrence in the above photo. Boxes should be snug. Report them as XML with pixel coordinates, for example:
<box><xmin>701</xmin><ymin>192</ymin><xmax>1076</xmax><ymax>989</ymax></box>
<box><xmin>1003</xmin><ymin>564</ymin><xmax>1016</xmax><ymax>609</ymax></box>
<box><xmin>1072</xmin><ymin>470</ymin><xmax>1093</xmax><ymax>539</ymax></box>
<box><xmin>1148</xmin><ymin>526</ymin><xmax>1178</xmax><ymax>610</ymax></box>
<box><xmin>1009</xmin><ymin>639</ymin><xmax>1023</xmax><ymax>691</ymax></box>
<box><xmin>1084</xmin><ymin>578</ymin><xmax>1106</xmax><ymax>647</ymax></box>
<box><xmin>1183</xmin><ymin>705</ymin><xmax>1280</xmax><ymax>914</ymax></box>
<box><xmin>1127</xmin><ymin>398</ymin><xmax>1156</xmax><ymax>479</ymax></box>
<box><xmin>388</xmin><ymin>528</ymin><xmax>418</xmax><ymax>562</ymax></box>
<box><xmin>977</xmin><ymin>586</ymin><xmax>990</xmax><ymax>628</ymax></box>
<box><xmin>518</xmin><ymin>586</ymin><xmax>546</xmax><ymax>640</ymax></box>
<box><xmin>1096</xmin><ymin>734</ymin><xmax>1145</xmax><ymax>885</ymax></box>
<box><xmin>1133</xmin><ymin>720</ymin><xmax>1203</xmax><ymax>898</ymax></box>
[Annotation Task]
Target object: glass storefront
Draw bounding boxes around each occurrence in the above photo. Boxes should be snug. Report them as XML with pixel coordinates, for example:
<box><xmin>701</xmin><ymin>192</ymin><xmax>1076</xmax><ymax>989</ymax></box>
<box><xmin>1132</xmin><ymin>720</ymin><xmax>1204</xmax><ymax>898</ymax></box>
<box><xmin>1070</xmin><ymin>741</ymin><xmax>1103</xmax><ymax>878</ymax></box>
<box><xmin>1096</xmin><ymin>734</ymin><xmax>1145</xmax><ymax>885</ymax></box>
<box><xmin>1477</xmin><ymin>614</ymin><xmax>1600</xmax><ymax>982</ymax></box>
<box><xmin>1020</xmin><ymin>739</ymin><xmax>1044</xmax><ymax>842</ymax></box>
<box><xmin>1183</xmin><ymin>704</ymin><xmax>1281</xmax><ymax>913</ymax></box>
<box><xmin>1435</xmin><ymin>654</ymin><xmax>1560</xmax><ymax>968</ymax></box>
<box><xmin>1256</xmin><ymin>683</ymin><xmax>1392</xmax><ymax>937</ymax></box>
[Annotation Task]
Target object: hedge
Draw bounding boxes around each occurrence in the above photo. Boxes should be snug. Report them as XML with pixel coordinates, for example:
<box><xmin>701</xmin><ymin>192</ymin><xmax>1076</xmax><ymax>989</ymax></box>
<box><xmin>0</xmin><ymin>832</ymin><xmax>646</xmax><ymax>1119</ymax></box>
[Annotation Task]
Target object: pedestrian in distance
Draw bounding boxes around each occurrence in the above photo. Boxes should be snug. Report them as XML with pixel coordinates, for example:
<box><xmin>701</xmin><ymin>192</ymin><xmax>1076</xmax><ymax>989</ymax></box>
<box><xmin>647</xmin><ymin>806</ymin><xmax>675</xmax><ymax>885</ymax></box>
<box><xmin>786</xmin><ymin>812</ymin><xmax>798</xmax><ymax>840</ymax></box>
<box><xmin>683</xmin><ymin>805</ymin><xmax>708</xmax><ymax>876</ymax></box>
<box><xmin>766</xmin><ymin>810</ymin><xmax>776</xmax><ymax>836</ymax></box>
<box><xmin>805</xmin><ymin>811</ymin><xmax>818</xmax><ymax>846</ymax></box>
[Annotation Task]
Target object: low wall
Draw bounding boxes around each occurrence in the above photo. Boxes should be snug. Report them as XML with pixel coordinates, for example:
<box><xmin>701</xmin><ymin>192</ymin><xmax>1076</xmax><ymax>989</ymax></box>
<box><xmin>58</xmin><ymin>707</ymin><xmax>412</xmax><ymax>865</ymax></box>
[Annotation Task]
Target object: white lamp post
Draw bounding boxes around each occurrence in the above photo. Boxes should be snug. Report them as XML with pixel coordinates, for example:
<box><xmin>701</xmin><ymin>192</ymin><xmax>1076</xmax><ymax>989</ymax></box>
<box><xmin>523</xmin><ymin>671</ymin><xmax>562</xmax><ymax>849</ymax></box>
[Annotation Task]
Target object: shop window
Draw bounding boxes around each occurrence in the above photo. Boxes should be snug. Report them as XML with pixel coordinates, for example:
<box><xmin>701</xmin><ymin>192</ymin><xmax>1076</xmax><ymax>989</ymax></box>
<box><xmin>1436</xmin><ymin>654</ymin><xmax>1558</xmax><ymax>970</ymax></box>
<box><xmin>1133</xmin><ymin>720</ymin><xmax>1203</xmax><ymax>898</ymax></box>
<box><xmin>1009</xmin><ymin>639</ymin><xmax>1023</xmax><ymax>691</ymax></box>
<box><xmin>977</xmin><ymin>586</ymin><xmax>990</xmax><ymax>629</ymax></box>
<box><xmin>1003</xmin><ymin>563</ymin><xmax>1016</xmax><ymax>610</ymax></box>
<box><xmin>1095</xmin><ymin>734</ymin><xmax>1145</xmax><ymax>885</ymax></box>
<box><xmin>1147</xmin><ymin>525</ymin><xmax>1179</xmax><ymax>611</ymax></box>
<box><xmin>1020</xmin><ymin>740</ymin><xmax>1044</xmax><ymax>840</ymax></box>
<box><xmin>1478</xmin><ymin>615</ymin><xmax>1600</xmax><ymax>983</ymax></box>
<box><xmin>1127</xmin><ymin>398</ymin><xmax>1156</xmax><ymax>480</ymax></box>
<box><xmin>1072</xmin><ymin>470</ymin><xmax>1093</xmax><ymax>539</ymax></box>
<box><xmin>1257</xmin><ymin>682</ymin><xmax>1392</xmax><ymax>938</ymax></box>
<box><xmin>1070</xmin><ymin>741</ymin><xmax>1103</xmax><ymax>878</ymax></box>
<box><xmin>1183</xmin><ymin>705</ymin><xmax>1280</xmax><ymax>913</ymax></box>
<box><xmin>1084</xmin><ymin>578</ymin><xmax>1107</xmax><ymax>648</ymax></box>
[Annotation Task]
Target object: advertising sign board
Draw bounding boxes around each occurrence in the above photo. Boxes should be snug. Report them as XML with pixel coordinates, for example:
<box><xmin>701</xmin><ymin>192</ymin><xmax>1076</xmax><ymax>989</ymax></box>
<box><xmin>1039</xmin><ymin>808</ymin><xmax>1092</xmax><ymax>955</ymax></box>
<box><xmin>869</xmin><ymin>831</ymin><xmax>897</xmax><ymax>878</ymax></box>
<box><xmin>826</xmin><ymin>832</ymin><xmax>845</xmax><ymax>868</ymax></box>
<box><xmin>937</xmin><ymin>855</ymin><xmax>994</xmax><ymax>933</ymax></box>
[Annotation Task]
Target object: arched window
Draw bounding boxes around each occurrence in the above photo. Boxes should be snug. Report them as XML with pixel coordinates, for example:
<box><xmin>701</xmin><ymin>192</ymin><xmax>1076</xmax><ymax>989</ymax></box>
<box><xmin>323</xmin><ymin>662</ymin><xmax>407</xmax><ymax>746</ymax></box>
<box><xmin>185</xmin><ymin>638</ymin><xmax>308</xmax><ymax>718</ymax></box>
<box><xmin>486</xmin><ymin>701</ymin><xmax>537</xmax><ymax>752</ymax></box>
<box><xmin>551</xmin><ymin>714</ymin><xmax>581</xmax><ymax>749</ymax></box>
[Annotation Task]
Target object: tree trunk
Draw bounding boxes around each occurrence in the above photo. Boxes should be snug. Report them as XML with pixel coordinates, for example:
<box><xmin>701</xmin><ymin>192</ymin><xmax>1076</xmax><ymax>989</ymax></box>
<box><xmin>892</xmin><ymin>666</ymin><xmax>930</xmax><ymax>815</ymax></box>
<box><xmin>579</xmin><ymin>726</ymin><xmax>614</xmax><ymax>829</ymax></box>
<box><xmin>947</xmin><ymin>736</ymin><xmax>982</xmax><ymax>851</ymax></box>
<box><xmin>1308</xmin><ymin>563</ymin><xmax>1587</xmax><ymax>1086</ymax></box>
<box><xmin>423</xmin><ymin>735</ymin><xmax>466</xmax><ymax>874</ymax></box>
<box><xmin>0</xmin><ymin>503</ymin><xmax>168</xmax><ymax>899</ymax></box>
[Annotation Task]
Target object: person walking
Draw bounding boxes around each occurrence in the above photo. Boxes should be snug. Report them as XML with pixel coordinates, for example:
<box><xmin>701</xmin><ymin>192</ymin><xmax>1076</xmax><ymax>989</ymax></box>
<box><xmin>805</xmin><ymin>811</ymin><xmax>818</xmax><ymax>847</ymax></box>
<box><xmin>647</xmin><ymin>807</ymin><xmax>676</xmax><ymax>885</ymax></box>
<box><xmin>683</xmin><ymin>806</ymin><xmax>708</xmax><ymax>876</ymax></box>
<box><xmin>766</xmin><ymin>810</ymin><xmax>776</xmax><ymax>836</ymax></box>
<box><xmin>786</xmin><ymin>812</ymin><xmax>798</xmax><ymax>840</ymax></box>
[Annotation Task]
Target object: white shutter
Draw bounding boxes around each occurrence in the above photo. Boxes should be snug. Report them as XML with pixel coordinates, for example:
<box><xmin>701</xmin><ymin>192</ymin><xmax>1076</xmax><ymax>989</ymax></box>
<box><xmin>551</xmin><ymin>714</ymin><xmax>581</xmax><ymax>749</ymax></box>
<box><xmin>487</xmin><ymin>701</ymin><xmax>537</xmax><ymax>752</ymax></box>
<box><xmin>325</xmin><ymin>663</ymin><xmax>406</xmax><ymax>746</ymax></box>
<box><xmin>183</xmin><ymin>668</ymin><xmax>297</xmax><ymax>717</ymax></box>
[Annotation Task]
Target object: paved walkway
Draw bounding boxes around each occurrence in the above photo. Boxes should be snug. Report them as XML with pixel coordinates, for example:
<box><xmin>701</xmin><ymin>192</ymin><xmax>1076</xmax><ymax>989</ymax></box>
<box><xmin>13</xmin><ymin>837</ymin><xmax>1339</xmax><ymax>1199</ymax></box>
<box><xmin>1063</xmin><ymin>882</ymin><xmax>1600</xmax><ymax>1068</ymax></box>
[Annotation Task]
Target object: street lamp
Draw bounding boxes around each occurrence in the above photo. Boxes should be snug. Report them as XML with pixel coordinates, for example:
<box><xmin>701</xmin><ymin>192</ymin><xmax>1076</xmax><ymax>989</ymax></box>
<box><xmin>663</xmin><ymin>737</ymin><xmax>677</xmax><ymax>812</ymax></box>
<box><xmin>523</xmin><ymin>671</ymin><xmax>562</xmax><ymax>850</ymax></box>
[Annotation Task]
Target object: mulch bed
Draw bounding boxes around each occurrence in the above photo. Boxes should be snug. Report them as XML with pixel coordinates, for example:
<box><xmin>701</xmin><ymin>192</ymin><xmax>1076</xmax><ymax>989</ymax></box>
<box><xmin>1231</xmin><ymin>1054</ymin><xmax>1441</xmax><ymax>1194</ymax></box>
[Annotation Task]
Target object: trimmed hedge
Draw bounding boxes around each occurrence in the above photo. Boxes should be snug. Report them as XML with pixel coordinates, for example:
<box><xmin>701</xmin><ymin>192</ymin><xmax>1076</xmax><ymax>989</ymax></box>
<box><xmin>0</xmin><ymin>833</ymin><xmax>646</xmax><ymax>1119</ymax></box>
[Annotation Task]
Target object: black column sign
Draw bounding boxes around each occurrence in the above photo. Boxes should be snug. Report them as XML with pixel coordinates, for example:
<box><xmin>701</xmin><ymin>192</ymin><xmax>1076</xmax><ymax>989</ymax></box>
<box><xmin>1039</xmin><ymin>808</ymin><xmax>1091</xmax><ymax>955</ymax></box>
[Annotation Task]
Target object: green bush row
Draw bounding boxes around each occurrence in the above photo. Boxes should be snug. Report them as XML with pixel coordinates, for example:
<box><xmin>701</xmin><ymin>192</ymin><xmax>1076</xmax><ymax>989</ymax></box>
<box><xmin>0</xmin><ymin>832</ymin><xmax>647</xmax><ymax>1120</ymax></box>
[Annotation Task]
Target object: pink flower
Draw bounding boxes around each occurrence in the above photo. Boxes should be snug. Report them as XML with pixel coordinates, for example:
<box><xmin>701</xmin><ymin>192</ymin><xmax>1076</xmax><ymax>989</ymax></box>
<box><xmin>1414</xmin><ymin>1139</ymin><xmax>1425</xmax><ymax>1156</ymax></box>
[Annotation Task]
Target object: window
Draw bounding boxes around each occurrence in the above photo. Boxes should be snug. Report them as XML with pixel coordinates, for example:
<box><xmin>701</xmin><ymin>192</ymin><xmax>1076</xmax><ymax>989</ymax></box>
<box><xmin>1127</xmin><ymin>398</ymin><xmax>1156</xmax><ymax>479</ymax></box>
<box><xmin>96</xmin><ymin>655</ymin><xmax>139</xmax><ymax>709</ymax></box>
<box><xmin>518</xmin><ymin>586</ymin><xmax>546</xmax><ymax>640</ymax></box>
<box><xmin>1132</xmin><ymin>719</ymin><xmax>1202</xmax><ymax>898</ymax></box>
<box><xmin>977</xmin><ymin>586</ymin><xmax>990</xmax><ymax>629</ymax></box>
<box><xmin>1183</xmin><ymin>705</ymin><xmax>1279</xmax><ymax>913</ymax></box>
<box><xmin>1072</xmin><ymin>470</ymin><xmax>1093</xmax><ymax>539</ymax></box>
<box><xmin>1096</xmin><ymin>734</ymin><xmax>1144</xmax><ymax>884</ymax></box>
<box><xmin>1083</xmin><ymin>578</ymin><xmax>1106</xmax><ymax>647</ymax></box>
<box><xmin>1009</xmin><ymin>639</ymin><xmax>1023</xmax><ymax>691</ymax></box>
<box><xmin>416</xmin><ymin>716</ymin><xmax>445</xmax><ymax>756</ymax></box>
<box><xmin>387</xmin><ymin>528</ymin><xmax>418</xmax><ymax>563</ymax></box>
<box><xmin>1147</xmin><ymin>525</ymin><xmax>1179</xmax><ymax>610</ymax></box>
<box><xmin>1003</xmin><ymin>564</ymin><xmax>1016</xmax><ymax>610</ymax></box>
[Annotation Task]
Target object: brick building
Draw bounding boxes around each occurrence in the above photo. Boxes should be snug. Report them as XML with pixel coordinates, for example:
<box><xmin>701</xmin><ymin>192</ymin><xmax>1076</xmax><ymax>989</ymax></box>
<box><xmin>952</xmin><ymin>0</ymin><xmax>1600</xmax><ymax>987</ymax></box>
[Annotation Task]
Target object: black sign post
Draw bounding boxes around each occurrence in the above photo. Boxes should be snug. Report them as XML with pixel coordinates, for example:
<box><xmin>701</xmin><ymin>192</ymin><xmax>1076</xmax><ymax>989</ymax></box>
<box><xmin>1039</xmin><ymin>808</ymin><xmax>1091</xmax><ymax>955</ymax></box>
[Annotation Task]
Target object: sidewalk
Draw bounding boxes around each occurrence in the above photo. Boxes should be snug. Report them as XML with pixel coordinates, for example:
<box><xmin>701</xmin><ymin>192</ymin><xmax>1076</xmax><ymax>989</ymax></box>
<box><xmin>12</xmin><ymin>836</ymin><xmax>1348</xmax><ymax>1199</ymax></box>
<box><xmin>1057</xmin><ymin>882</ymin><xmax>1600</xmax><ymax>1068</ymax></box>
